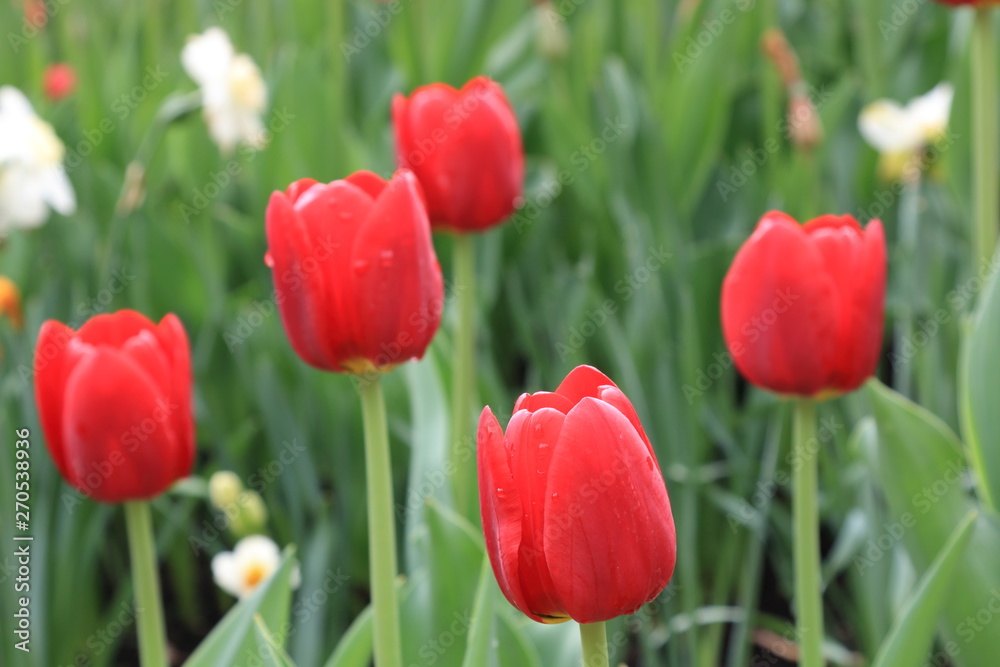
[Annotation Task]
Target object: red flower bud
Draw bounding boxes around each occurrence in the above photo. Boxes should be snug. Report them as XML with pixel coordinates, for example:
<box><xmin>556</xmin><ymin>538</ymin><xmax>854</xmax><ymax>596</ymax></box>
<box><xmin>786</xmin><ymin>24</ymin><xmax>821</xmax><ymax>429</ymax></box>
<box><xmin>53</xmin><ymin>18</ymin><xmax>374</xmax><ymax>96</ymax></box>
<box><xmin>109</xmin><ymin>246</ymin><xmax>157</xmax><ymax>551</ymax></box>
<box><xmin>44</xmin><ymin>63</ymin><xmax>76</xmax><ymax>101</ymax></box>
<box><xmin>393</xmin><ymin>76</ymin><xmax>524</xmax><ymax>232</ymax></box>
<box><xmin>265</xmin><ymin>169</ymin><xmax>443</xmax><ymax>374</ymax></box>
<box><xmin>34</xmin><ymin>310</ymin><xmax>195</xmax><ymax>503</ymax></box>
<box><xmin>721</xmin><ymin>211</ymin><xmax>887</xmax><ymax>397</ymax></box>
<box><xmin>478</xmin><ymin>365</ymin><xmax>676</xmax><ymax>624</ymax></box>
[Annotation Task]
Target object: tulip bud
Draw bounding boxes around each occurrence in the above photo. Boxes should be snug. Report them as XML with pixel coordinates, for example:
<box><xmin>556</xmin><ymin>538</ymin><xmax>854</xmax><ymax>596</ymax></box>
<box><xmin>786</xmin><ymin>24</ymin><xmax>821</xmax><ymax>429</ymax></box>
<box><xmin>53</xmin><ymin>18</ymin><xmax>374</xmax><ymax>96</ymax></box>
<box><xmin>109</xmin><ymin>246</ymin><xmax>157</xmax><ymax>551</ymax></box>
<box><xmin>231</xmin><ymin>490</ymin><xmax>268</xmax><ymax>537</ymax></box>
<box><xmin>265</xmin><ymin>169</ymin><xmax>443</xmax><ymax>375</ymax></box>
<box><xmin>0</xmin><ymin>276</ymin><xmax>24</xmax><ymax>330</ymax></box>
<box><xmin>34</xmin><ymin>310</ymin><xmax>195</xmax><ymax>502</ymax></box>
<box><xmin>43</xmin><ymin>64</ymin><xmax>76</xmax><ymax>102</ymax></box>
<box><xmin>721</xmin><ymin>212</ymin><xmax>887</xmax><ymax>398</ymax></box>
<box><xmin>393</xmin><ymin>77</ymin><xmax>524</xmax><ymax>232</ymax></box>
<box><xmin>478</xmin><ymin>365</ymin><xmax>676</xmax><ymax>624</ymax></box>
<box><xmin>209</xmin><ymin>471</ymin><xmax>244</xmax><ymax>511</ymax></box>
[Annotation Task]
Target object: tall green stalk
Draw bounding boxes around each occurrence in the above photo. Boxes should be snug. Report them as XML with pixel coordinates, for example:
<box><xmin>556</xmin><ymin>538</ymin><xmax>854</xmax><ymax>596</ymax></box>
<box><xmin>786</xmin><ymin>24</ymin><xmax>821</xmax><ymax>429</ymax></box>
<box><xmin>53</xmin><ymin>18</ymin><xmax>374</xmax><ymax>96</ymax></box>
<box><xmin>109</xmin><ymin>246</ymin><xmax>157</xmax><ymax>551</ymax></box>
<box><xmin>973</xmin><ymin>7</ymin><xmax>999</xmax><ymax>271</ymax></box>
<box><xmin>579</xmin><ymin>621</ymin><xmax>609</xmax><ymax>667</ymax></box>
<box><xmin>124</xmin><ymin>502</ymin><xmax>168</xmax><ymax>667</ymax></box>
<box><xmin>792</xmin><ymin>399</ymin><xmax>824</xmax><ymax>667</ymax></box>
<box><xmin>359</xmin><ymin>378</ymin><xmax>403</xmax><ymax>667</ymax></box>
<box><xmin>895</xmin><ymin>175</ymin><xmax>921</xmax><ymax>399</ymax></box>
<box><xmin>450</xmin><ymin>234</ymin><xmax>477</xmax><ymax>520</ymax></box>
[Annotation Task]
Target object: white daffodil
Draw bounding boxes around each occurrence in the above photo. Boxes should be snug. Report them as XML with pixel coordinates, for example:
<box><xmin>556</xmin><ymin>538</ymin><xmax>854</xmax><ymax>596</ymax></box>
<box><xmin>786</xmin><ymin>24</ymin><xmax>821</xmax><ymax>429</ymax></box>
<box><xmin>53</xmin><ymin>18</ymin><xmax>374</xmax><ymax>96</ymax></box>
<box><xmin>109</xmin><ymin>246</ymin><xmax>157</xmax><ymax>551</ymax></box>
<box><xmin>211</xmin><ymin>535</ymin><xmax>300</xmax><ymax>600</ymax></box>
<box><xmin>182</xmin><ymin>27</ymin><xmax>268</xmax><ymax>154</ymax></box>
<box><xmin>0</xmin><ymin>86</ymin><xmax>76</xmax><ymax>235</ymax></box>
<box><xmin>859</xmin><ymin>83</ymin><xmax>953</xmax><ymax>157</ymax></box>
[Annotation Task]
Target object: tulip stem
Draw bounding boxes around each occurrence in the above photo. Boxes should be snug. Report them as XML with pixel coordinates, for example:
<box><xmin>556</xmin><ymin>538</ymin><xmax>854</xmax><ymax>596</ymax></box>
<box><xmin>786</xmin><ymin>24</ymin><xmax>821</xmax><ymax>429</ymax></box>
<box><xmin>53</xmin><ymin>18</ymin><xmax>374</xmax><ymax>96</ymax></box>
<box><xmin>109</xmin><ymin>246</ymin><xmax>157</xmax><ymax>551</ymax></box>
<box><xmin>973</xmin><ymin>6</ymin><xmax>999</xmax><ymax>271</ymax></box>
<box><xmin>792</xmin><ymin>399</ymin><xmax>824</xmax><ymax>667</ymax></box>
<box><xmin>450</xmin><ymin>233</ymin><xmax>477</xmax><ymax>519</ymax></box>
<box><xmin>124</xmin><ymin>502</ymin><xmax>168</xmax><ymax>667</ymax></box>
<box><xmin>359</xmin><ymin>377</ymin><xmax>404</xmax><ymax>667</ymax></box>
<box><xmin>579</xmin><ymin>621</ymin><xmax>609</xmax><ymax>667</ymax></box>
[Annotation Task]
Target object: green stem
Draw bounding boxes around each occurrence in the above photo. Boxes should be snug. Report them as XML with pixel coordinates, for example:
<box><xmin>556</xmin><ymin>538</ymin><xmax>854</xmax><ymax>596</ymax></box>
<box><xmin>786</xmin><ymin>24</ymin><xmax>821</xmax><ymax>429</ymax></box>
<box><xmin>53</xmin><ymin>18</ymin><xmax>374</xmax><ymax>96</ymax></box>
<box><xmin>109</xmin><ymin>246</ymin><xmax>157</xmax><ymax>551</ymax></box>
<box><xmin>579</xmin><ymin>621</ymin><xmax>609</xmax><ymax>667</ymax></box>
<box><xmin>973</xmin><ymin>7</ymin><xmax>999</xmax><ymax>271</ymax></box>
<box><xmin>450</xmin><ymin>234</ymin><xmax>477</xmax><ymax>520</ymax></box>
<box><xmin>792</xmin><ymin>399</ymin><xmax>824</xmax><ymax>667</ymax></box>
<box><xmin>124</xmin><ymin>502</ymin><xmax>168</xmax><ymax>667</ymax></box>
<box><xmin>359</xmin><ymin>378</ymin><xmax>403</xmax><ymax>667</ymax></box>
<box><xmin>895</xmin><ymin>175</ymin><xmax>921</xmax><ymax>399</ymax></box>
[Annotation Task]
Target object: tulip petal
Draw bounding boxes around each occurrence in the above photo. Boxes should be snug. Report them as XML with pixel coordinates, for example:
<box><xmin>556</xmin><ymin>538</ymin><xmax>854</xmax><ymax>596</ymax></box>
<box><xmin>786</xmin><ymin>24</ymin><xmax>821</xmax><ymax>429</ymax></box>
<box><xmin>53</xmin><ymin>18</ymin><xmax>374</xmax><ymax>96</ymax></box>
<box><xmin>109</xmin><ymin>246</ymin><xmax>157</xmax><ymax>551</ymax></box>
<box><xmin>544</xmin><ymin>398</ymin><xmax>676</xmax><ymax>624</ymax></box>
<box><xmin>266</xmin><ymin>190</ymin><xmax>338</xmax><ymax>369</ymax></box>
<box><xmin>596</xmin><ymin>385</ymin><xmax>656</xmax><ymax>464</ymax></box>
<box><xmin>152</xmin><ymin>314</ymin><xmax>195</xmax><ymax>480</ymax></box>
<box><xmin>344</xmin><ymin>170</ymin><xmax>388</xmax><ymax>200</ymax></box>
<box><xmin>76</xmin><ymin>309</ymin><xmax>156</xmax><ymax>348</ymax></box>
<box><xmin>513</xmin><ymin>391</ymin><xmax>575</xmax><ymax>414</ymax></box>
<box><xmin>350</xmin><ymin>170</ymin><xmax>442</xmax><ymax>366</ymax></box>
<box><xmin>721</xmin><ymin>212</ymin><xmax>838</xmax><ymax>396</ymax></box>
<box><xmin>478</xmin><ymin>407</ymin><xmax>536</xmax><ymax>621</ymax></box>
<box><xmin>805</xmin><ymin>216</ymin><xmax>886</xmax><ymax>391</ymax></box>
<box><xmin>34</xmin><ymin>320</ymin><xmax>85</xmax><ymax>485</ymax></box>
<box><xmin>61</xmin><ymin>348</ymin><xmax>180</xmax><ymax>502</ymax></box>
<box><xmin>554</xmin><ymin>365</ymin><xmax>616</xmax><ymax>403</ymax></box>
<box><xmin>506</xmin><ymin>407</ymin><xmax>567</xmax><ymax>621</ymax></box>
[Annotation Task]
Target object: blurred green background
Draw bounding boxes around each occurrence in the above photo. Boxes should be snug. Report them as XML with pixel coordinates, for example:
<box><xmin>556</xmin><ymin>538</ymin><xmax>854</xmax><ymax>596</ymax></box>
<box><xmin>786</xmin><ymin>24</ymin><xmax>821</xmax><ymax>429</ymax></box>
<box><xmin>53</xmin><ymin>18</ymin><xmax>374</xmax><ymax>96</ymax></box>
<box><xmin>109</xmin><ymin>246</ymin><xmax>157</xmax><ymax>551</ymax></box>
<box><xmin>0</xmin><ymin>0</ymin><xmax>993</xmax><ymax>665</ymax></box>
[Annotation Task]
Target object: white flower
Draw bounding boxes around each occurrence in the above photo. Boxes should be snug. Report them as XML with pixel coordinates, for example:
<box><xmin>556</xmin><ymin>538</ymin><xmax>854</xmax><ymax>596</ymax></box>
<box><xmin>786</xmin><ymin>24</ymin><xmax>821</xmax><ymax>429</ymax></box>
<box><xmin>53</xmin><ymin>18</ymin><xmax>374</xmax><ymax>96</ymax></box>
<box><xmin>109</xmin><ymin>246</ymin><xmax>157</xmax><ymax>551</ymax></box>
<box><xmin>0</xmin><ymin>86</ymin><xmax>76</xmax><ymax>235</ymax></box>
<box><xmin>859</xmin><ymin>83</ymin><xmax>953</xmax><ymax>155</ymax></box>
<box><xmin>211</xmin><ymin>535</ymin><xmax>300</xmax><ymax>600</ymax></box>
<box><xmin>182</xmin><ymin>28</ymin><xmax>268</xmax><ymax>154</ymax></box>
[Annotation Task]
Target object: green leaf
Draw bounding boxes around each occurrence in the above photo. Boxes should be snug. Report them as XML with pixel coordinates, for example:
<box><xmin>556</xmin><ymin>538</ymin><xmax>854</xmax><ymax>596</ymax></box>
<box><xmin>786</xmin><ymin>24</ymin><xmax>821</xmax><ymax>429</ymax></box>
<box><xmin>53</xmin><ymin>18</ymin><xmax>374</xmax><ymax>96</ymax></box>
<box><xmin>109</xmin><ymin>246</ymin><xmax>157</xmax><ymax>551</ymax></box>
<box><xmin>867</xmin><ymin>380</ymin><xmax>1000</xmax><ymax>667</ymax></box>
<box><xmin>322</xmin><ymin>578</ymin><xmax>413</xmax><ymax>667</ymax></box>
<box><xmin>252</xmin><ymin>615</ymin><xmax>298</xmax><ymax>667</ymax></box>
<box><xmin>183</xmin><ymin>546</ymin><xmax>298</xmax><ymax>667</ymax></box>
<box><xmin>870</xmin><ymin>510</ymin><xmax>977</xmax><ymax>667</ymax></box>
<box><xmin>460</xmin><ymin>557</ymin><xmax>495</xmax><ymax>667</ymax></box>
<box><xmin>959</xmin><ymin>253</ymin><xmax>1000</xmax><ymax>510</ymax></box>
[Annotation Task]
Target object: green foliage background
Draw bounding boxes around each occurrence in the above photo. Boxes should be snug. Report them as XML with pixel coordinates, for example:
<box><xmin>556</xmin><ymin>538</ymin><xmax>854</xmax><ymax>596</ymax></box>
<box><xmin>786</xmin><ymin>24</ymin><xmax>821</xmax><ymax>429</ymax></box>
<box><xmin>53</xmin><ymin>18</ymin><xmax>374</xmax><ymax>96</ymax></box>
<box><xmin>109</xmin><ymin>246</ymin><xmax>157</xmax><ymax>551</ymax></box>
<box><xmin>0</xmin><ymin>0</ymin><xmax>995</xmax><ymax>665</ymax></box>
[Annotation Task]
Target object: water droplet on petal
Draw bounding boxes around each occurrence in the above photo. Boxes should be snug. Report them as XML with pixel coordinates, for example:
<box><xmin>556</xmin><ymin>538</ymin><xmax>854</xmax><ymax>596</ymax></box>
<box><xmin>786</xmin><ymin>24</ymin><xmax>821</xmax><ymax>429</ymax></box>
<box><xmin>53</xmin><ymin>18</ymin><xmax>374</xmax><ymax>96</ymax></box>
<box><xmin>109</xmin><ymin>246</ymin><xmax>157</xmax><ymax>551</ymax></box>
<box><xmin>263</xmin><ymin>252</ymin><xmax>275</xmax><ymax>268</ymax></box>
<box><xmin>551</xmin><ymin>492</ymin><xmax>558</xmax><ymax>499</ymax></box>
<box><xmin>496</xmin><ymin>487</ymin><xmax>505</xmax><ymax>499</ymax></box>
<box><xmin>538</xmin><ymin>442</ymin><xmax>549</xmax><ymax>449</ymax></box>
<box><xmin>533</xmin><ymin>424</ymin><xmax>543</xmax><ymax>433</ymax></box>
<box><xmin>379</xmin><ymin>249</ymin><xmax>394</xmax><ymax>267</ymax></box>
<box><xmin>353</xmin><ymin>259</ymin><xmax>370</xmax><ymax>275</ymax></box>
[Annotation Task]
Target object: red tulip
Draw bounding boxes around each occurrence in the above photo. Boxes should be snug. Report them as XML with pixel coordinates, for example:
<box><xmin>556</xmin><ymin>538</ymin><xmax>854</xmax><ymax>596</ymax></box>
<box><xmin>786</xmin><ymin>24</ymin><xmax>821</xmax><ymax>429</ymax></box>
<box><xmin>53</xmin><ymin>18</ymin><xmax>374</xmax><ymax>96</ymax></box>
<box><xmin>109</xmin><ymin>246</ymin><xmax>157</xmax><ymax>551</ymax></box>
<box><xmin>43</xmin><ymin>63</ymin><xmax>76</xmax><ymax>101</ymax></box>
<box><xmin>721</xmin><ymin>211</ymin><xmax>886</xmax><ymax>397</ymax></box>
<box><xmin>478</xmin><ymin>365</ymin><xmax>676</xmax><ymax>624</ymax></box>
<box><xmin>265</xmin><ymin>169</ymin><xmax>443</xmax><ymax>374</ymax></box>
<box><xmin>392</xmin><ymin>76</ymin><xmax>524</xmax><ymax>232</ymax></box>
<box><xmin>34</xmin><ymin>310</ymin><xmax>195</xmax><ymax>503</ymax></box>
